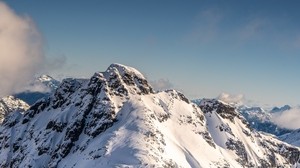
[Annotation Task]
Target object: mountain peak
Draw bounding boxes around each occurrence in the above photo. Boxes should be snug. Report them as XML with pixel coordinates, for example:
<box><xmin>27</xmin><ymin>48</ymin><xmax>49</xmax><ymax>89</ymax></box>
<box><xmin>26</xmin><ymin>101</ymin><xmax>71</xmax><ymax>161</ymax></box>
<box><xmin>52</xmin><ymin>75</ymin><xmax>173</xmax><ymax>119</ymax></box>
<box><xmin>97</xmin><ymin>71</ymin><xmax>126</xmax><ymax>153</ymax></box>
<box><xmin>107</xmin><ymin>63</ymin><xmax>145</xmax><ymax>79</ymax></box>
<box><xmin>100</xmin><ymin>63</ymin><xmax>153</xmax><ymax>95</ymax></box>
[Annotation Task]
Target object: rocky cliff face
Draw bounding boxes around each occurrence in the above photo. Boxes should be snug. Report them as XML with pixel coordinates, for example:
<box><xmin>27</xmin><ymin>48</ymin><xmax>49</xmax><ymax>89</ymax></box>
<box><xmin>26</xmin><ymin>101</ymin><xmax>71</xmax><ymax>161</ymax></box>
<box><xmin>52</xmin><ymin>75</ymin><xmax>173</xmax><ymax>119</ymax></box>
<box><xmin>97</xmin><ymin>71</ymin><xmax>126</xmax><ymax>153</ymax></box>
<box><xmin>1</xmin><ymin>64</ymin><xmax>300</xmax><ymax>168</ymax></box>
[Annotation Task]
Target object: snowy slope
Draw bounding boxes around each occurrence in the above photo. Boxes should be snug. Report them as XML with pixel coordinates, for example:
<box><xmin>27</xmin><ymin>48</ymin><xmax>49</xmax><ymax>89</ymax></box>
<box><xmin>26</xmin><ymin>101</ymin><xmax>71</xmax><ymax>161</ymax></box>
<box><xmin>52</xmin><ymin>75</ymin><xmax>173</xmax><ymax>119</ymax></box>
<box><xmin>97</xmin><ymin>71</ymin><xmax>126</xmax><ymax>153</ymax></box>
<box><xmin>1</xmin><ymin>64</ymin><xmax>300</xmax><ymax>168</ymax></box>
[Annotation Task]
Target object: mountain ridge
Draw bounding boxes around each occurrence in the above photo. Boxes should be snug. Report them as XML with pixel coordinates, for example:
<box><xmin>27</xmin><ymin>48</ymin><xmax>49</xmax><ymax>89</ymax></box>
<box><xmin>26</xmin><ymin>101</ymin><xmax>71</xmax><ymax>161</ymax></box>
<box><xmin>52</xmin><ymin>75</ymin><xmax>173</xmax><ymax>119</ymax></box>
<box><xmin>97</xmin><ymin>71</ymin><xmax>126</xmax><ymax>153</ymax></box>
<box><xmin>1</xmin><ymin>64</ymin><xmax>300</xmax><ymax>167</ymax></box>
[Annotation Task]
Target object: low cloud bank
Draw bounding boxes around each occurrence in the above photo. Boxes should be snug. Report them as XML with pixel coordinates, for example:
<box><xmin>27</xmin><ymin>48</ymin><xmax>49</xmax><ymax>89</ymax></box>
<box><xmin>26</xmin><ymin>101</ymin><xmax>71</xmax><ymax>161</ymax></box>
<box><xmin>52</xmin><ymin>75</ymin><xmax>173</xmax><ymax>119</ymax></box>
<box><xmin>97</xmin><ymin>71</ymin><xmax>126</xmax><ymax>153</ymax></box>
<box><xmin>271</xmin><ymin>108</ymin><xmax>300</xmax><ymax>129</ymax></box>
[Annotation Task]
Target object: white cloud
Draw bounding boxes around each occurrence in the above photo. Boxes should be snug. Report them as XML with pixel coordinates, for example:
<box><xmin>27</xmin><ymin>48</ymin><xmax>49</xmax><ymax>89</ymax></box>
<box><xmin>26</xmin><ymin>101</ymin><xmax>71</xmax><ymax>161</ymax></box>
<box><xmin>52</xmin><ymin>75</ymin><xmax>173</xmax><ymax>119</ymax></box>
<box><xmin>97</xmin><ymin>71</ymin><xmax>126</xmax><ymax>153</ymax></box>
<box><xmin>271</xmin><ymin>108</ymin><xmax>300</xmax><ymax>129</ymax></box>
<box><xmin>184</xmin><ymin>8</ymin><xmax>223</xmax><ymax>43</ymax></box>
<box><xmin>0</xmin><ymin>2</ymin><xmax>44</xmax><ymax>97</ymax></box>
<box><xmin>19</xmin><ymin>83</ymin><xmax>51</xmax><ymax>93</ymax></box>
<box><xmin>150</xmin><ymin>78</ymin><xmax>173</xmax><ymax>91</ymax></box>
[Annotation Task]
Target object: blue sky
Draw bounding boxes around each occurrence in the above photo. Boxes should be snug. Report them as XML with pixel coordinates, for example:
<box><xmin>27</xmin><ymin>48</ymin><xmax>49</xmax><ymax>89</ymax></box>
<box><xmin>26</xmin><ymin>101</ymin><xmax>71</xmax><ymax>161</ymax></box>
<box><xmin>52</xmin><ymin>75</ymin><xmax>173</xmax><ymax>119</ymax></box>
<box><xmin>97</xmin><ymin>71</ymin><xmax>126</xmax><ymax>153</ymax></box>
<box><xmin>5</xmin><ymin>0</ymin><xmax>300</xmax><ymax>105</ymax></box>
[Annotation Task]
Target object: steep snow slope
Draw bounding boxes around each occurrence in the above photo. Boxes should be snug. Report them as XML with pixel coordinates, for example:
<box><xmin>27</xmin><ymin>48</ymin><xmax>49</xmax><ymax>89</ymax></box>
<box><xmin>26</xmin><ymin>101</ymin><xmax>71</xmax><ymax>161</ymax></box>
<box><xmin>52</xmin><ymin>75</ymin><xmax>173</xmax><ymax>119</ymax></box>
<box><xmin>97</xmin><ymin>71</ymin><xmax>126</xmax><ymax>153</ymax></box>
<box><xmin>0</xmin><ymin>96</ymin><xmax>29</xmax><ymax>123</ymax></box>
<box><xmin>1</xmin><ymin>64</ymin><xmax>300</xmax><ymax>168</ymax></box>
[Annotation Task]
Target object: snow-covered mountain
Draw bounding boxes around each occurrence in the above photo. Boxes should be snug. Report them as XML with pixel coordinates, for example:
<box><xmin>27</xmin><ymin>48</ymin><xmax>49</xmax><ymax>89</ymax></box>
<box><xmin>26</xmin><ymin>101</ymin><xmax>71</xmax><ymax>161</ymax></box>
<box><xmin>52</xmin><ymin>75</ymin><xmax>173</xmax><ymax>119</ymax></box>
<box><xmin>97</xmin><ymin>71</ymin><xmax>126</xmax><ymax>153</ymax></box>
<box><xmin>1</xmin><ymin>64</ymin><xmax>300</xmax><ymax>167</ymax></box>
<box><xmin>13</xmin><ymin>75</ymin><xmax>60</xmax><ymax>105</ymax></box>
<box><xmin>0</xmin><ymin>96</ymin><xmax>29</xmax><ymax>123</ymax></box>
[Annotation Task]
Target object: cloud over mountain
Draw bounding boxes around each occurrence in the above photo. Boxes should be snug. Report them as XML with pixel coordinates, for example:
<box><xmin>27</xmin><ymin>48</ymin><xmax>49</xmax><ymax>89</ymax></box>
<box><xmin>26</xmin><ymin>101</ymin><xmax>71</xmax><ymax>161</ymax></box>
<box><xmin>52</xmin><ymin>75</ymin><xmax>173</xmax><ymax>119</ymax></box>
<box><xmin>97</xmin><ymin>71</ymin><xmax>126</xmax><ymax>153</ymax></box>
<box><xmin>0</xmin><ymin>2</ymin><xmax>44</xmax><ymax>97</ymax></box>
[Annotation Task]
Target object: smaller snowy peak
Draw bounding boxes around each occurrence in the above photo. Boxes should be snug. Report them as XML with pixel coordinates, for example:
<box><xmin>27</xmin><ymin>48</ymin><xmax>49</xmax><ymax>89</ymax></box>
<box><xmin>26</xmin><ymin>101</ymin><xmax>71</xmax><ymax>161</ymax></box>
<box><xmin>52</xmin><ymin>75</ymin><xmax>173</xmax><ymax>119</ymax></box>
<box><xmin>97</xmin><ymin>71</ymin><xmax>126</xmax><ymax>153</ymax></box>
<box><xmin>0</xmin><ymin>96</ymin><xmax>29</xmax><ymax>123</ymax></box>
<box><xmin>35</xmin><ymin>74</ymin><xmax>61</xmax><ymax>91</ymax></box>
<box><xmin>13</xmin><ymin>75</ymin><xmax>61</xmax><ymax>105</ymax></box>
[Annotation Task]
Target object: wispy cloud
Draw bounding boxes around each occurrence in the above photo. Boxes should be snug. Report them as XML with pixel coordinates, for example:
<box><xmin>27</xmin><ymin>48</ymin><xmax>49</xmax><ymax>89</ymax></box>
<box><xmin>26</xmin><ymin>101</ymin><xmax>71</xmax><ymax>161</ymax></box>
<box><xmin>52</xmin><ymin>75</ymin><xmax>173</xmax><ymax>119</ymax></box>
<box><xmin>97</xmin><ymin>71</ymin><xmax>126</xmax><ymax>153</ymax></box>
<box><xmin>0</xmin><ymin>2</ymin><xmax>44</xmax><ymax>97</ymax></box>
<box><xmin>237</xmin><ymin>18</ymin><xmax>268</xmax><ymax>41</ymax></box>
<box><xmin>184</xmin><ymin>8</ymin><xmax>223</xmax><ymax>44</ymax></box>
<box><xmin>271</xmin><ymin>108</ymin><xmax>300</xmax><ymax>129</ymax></box>
<box><xmin>18</xmin><ymin>83</ymin><xmax>51</xmax><ymax>93</ymax></box>
<box><xmin>184</xmin><ymin>7</ymin><xmax>300</xmax><ymax>53</ymax></box>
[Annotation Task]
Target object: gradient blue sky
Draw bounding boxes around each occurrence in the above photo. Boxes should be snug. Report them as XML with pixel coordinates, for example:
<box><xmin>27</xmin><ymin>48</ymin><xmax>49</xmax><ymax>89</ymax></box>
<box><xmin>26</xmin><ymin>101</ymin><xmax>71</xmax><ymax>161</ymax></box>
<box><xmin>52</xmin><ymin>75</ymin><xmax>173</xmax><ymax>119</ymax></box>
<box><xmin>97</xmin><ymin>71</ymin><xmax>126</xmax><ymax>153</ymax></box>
<box><xmin>5</xmin><ymin>0</ymin><xmax>300</xmax><ymax>105</ymax></box>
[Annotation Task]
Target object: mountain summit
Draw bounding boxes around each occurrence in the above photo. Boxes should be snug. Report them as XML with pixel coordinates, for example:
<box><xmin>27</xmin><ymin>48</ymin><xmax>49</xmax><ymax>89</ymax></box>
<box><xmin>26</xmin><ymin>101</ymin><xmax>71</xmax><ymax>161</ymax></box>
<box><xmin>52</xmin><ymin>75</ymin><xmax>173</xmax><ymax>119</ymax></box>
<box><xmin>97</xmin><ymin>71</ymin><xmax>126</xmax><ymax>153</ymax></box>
<box><xmin>1</xmin><ymin>64</ymin><xmax>300</xmax><ymax>168</ymax></box>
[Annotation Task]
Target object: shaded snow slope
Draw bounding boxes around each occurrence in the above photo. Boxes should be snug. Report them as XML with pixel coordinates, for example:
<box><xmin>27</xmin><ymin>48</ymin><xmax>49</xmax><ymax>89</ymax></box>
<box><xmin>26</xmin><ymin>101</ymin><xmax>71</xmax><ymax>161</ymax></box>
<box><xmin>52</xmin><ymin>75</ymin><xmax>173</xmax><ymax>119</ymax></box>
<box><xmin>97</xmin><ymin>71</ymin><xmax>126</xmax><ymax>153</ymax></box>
<box><xmin>1</xmin><ymin>64</ymin><xmax>300</xmax><ymax>168</ymax></box>
<box><xmin>279</xmin><ymin>129</ymin><xmax>300</xmax><ymax>147</ymax></box>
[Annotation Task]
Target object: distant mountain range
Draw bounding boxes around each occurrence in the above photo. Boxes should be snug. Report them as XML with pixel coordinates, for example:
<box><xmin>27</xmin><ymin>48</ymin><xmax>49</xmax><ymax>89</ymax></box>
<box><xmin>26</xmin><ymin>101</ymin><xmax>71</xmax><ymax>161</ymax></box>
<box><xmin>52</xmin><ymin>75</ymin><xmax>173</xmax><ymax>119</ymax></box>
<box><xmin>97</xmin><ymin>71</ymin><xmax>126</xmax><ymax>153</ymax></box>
<box><xmin>193</xmin><ymin>98</ymin><xmax>295</xmax><ymax>136</ymax></box>
<box><xmin>237</xmin><ymin>105</ymin><xmax>293</xmax><ymax>136</ymax></box>
<box><xmin>1</xmin><ymin>64</ymin><xmax>300</xmax><ymax>167</ymax></box>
